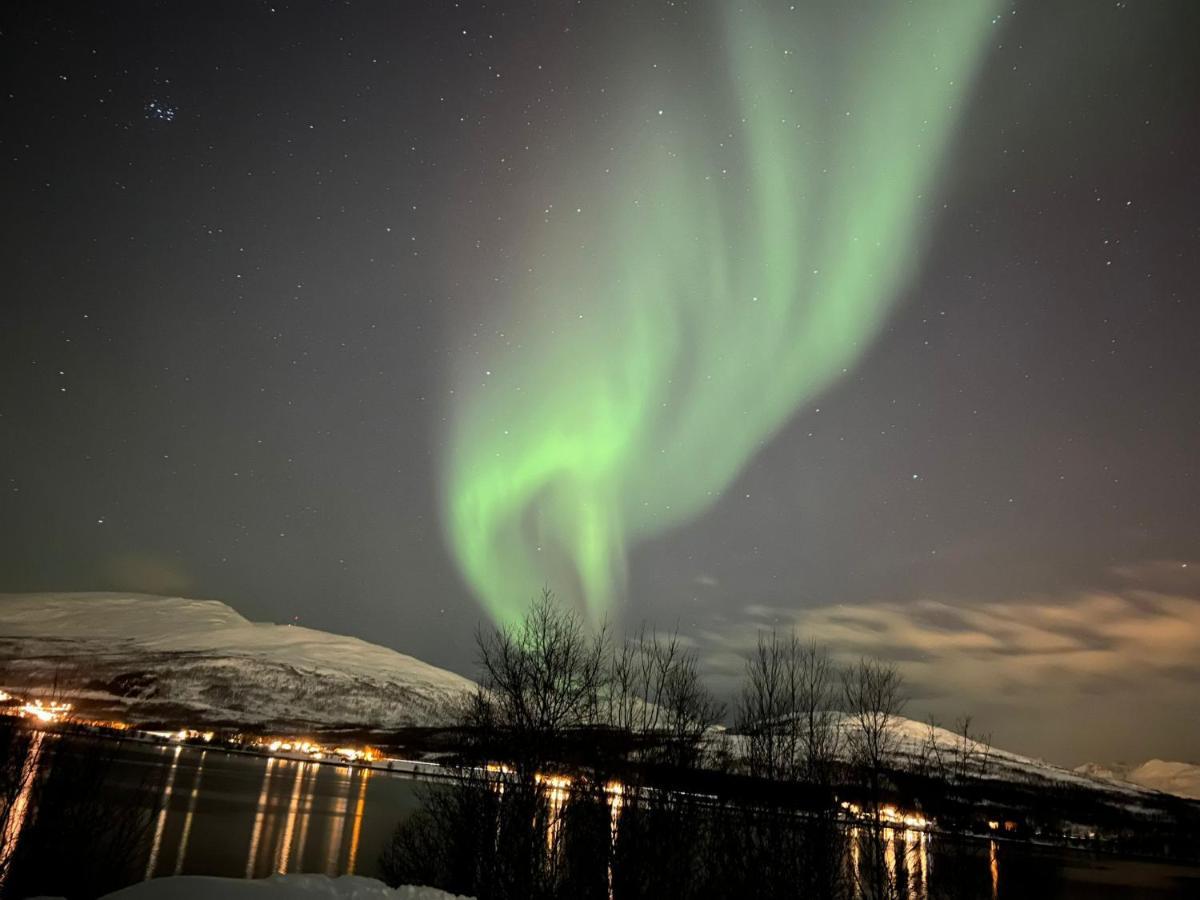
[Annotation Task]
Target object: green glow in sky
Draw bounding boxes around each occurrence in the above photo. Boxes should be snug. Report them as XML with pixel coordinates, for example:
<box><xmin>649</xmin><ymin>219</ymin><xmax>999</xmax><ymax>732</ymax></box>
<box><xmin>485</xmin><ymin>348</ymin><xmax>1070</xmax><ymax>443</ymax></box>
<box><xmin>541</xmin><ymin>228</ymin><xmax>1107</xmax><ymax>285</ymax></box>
<box><xmin>442</xmin><ymin>1</ymin><xmax>998</xmax><ymax>624</ymax></box>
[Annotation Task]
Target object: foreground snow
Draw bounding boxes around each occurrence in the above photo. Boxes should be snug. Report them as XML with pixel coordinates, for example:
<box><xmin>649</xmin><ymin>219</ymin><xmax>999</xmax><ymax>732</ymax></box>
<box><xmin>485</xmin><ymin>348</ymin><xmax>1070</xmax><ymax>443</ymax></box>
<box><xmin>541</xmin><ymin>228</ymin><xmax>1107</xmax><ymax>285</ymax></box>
<box><xmin>0</xmin><ymin>592</ymin><xmax>475</xmax><ymax>730</ymax></box>
<box><xmin>104</xmin><ymin>874</ymin><xmax>471</xmax><ymax>900</ymax></box>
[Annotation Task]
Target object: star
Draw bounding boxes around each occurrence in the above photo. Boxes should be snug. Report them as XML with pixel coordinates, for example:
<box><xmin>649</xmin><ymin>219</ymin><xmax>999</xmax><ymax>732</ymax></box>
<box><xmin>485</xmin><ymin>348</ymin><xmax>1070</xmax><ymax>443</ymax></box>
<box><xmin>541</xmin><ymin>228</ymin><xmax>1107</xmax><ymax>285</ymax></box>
<box><xmin>145</xmin><ymin>100</ymin><xmax>177</xmax><ymax>123</ymax></box>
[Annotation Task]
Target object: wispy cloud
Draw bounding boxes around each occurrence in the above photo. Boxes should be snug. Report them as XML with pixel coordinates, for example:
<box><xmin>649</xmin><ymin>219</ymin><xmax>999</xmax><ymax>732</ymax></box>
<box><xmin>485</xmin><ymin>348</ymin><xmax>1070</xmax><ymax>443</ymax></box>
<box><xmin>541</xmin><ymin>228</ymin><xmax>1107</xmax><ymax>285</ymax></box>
<box><xmin>698</xmin><ymin>561</ymin><xmax>1200</xmax><ymax>762</ymax></box>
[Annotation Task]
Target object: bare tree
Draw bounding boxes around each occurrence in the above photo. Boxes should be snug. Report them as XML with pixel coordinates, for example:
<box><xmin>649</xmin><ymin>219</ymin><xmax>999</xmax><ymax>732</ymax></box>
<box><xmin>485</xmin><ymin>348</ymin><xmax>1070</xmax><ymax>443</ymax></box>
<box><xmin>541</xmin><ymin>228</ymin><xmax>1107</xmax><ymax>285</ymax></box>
<box><xmin>919</xmin><ymin>714</ymin><xmax>992</xmax><ymax>825</ymax></box>
<box><xmin>467</xmin><ymin>588</ymin><xmax>608</xmax><ymax>778</ymax></box>
<box><xmin>606</xmin><ymin>625</ymin><xmax>723</xmax><ymax>772</ymax></box>
<box><xmin>842</xmin><ymin>658</ymin><xmax>907</xmax><ymax>900</ymax></box>
<box><xmin>914</xmin><ymin>714</ymin><xmax>994</xmax><ymax>900</ymax></box>
<box><xmin>0</xmin><ymin>720</ymin><xmax>42</xmax><ymax>891</ymax></box>
<box><xmin>737</xmin><ymin>632</ymin><xmax>842</xmax><ymax>786</ymax></box>
<box><xmin>927</xmin><ymin>716</ymin><xmax>991</xmax><ymax>789</ymax></box>
<box><xmin>795</xmin><ymin>640</ymin><xmax>842</xmax><ymax>788</ymax></box>
<box><xmin>656</xmin><ymin>642</ymin><xmax>724</xmax><ymax>770</ymax></box>
<box><xmin>842</xmin><ymin>657</ymin><xmax>906</xmax><ymax>810</ymax></box>
<box><xmin>0</xmin><ymin>729</ymin><xmax>165</xmax><ymax>898</ymax></box>
<box><xmin>736</xmin><ymin>634</ymin><xmax>846</xmax><ymax>897</ymax></box>
<box><xmin>606</xmin><ymin>624</ymin><xmax>672</xmax><ymax>740</ymax></box>
<box><xmin>737</xmin><ymin>631</ymin><xmax>793</xmax><ymax>781</ymax></box>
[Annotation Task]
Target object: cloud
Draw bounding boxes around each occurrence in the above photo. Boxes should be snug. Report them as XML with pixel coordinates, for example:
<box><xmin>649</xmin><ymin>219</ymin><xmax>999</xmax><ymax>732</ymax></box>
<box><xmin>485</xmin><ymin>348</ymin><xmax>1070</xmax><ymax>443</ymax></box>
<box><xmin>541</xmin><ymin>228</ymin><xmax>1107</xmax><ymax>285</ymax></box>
<box><xmin>706</xmin><ymin>586</ymin><xmax>1200</xmax><ymax>693</ymax></box>
<box><xmin>698</xmin><ymin>560</ymin><xmax>1200</xmax><ymax>761</ymax></box>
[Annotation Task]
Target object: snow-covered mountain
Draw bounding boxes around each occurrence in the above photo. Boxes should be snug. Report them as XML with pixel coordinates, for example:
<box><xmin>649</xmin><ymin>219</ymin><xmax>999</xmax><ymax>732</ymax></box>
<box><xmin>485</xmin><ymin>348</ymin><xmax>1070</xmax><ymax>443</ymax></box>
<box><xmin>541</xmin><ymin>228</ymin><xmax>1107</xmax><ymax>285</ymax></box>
<box><xmin>889</xmin><ymin>720</ymin><xmax>1200</xmax><ymax>806</ymax></box>
<box><xmin>727</xmin><ymin>714</ymin><xmax>1192</xmax><ymax>805</ymax></box>
<box><xmin>886</xmin><ymin>717</ymin><xmax>1156</xmax><ymax>799</ymax></box>
<box><xmin>0</xmin><ymin>593</ymin><xmax>475</xmax><ymax>731</ymax></box>
<box><xmin>1075</xmin><ymin>759</ymin><xmax>1200</xmax><ymax>801</ymax></box>
<box><xmin>1</xmin><ymin>592</ymin><xmax>1194</xmax><ymax>809</ymax></box>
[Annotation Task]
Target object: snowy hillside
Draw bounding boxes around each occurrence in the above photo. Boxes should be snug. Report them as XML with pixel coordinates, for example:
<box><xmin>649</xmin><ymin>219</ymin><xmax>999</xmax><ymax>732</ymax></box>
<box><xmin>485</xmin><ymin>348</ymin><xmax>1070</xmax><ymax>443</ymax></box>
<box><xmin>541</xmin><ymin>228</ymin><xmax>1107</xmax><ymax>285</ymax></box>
<box><xmin>722</xmin><ymin>713</ymin><xmax>1197</xmax><ymax>805</ymax></box>
<box><xmin>1127</xmin><ymin>761</ymin><xmax>1200</xmax><ymax>800</ymax></box>
<box><xmin>884</xmin><ymin>716</ymin><xmax>1159</xmax><ymax>800</ymax></box>
<box><xmin>0</xmin><ymin>593</ymin><xmax>475</xmax><ymax>730</ymax></box>
<box><xmin>1</xmin><ymin>592</ymin><xmax>1193</xmax><ymax>808</ymax></box>
<box><xmin>884</xmin><ymin>719</ymin><xmax>1200</xmax><ymax>805</ymax></box>
<box><xmin>1075</xmin><ymin>759</ymin><xmax>1200</xmax><ymax>801</ymax></box>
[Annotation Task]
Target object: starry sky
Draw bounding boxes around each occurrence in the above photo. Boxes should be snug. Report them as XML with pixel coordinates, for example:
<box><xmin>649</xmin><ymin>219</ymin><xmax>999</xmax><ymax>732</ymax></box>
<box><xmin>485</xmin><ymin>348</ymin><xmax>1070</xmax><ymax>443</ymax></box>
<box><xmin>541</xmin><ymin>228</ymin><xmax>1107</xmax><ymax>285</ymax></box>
<box><xmin>2</xmin><ymin>0</ymin><xmax>1198</xmax><ymax>765</ymax></box>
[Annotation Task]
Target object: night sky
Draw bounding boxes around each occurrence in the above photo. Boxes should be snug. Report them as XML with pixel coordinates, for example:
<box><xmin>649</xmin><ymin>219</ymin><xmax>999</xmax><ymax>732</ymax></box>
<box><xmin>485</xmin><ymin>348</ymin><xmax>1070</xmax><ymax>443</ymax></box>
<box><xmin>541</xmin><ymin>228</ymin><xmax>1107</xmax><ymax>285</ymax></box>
<box><xmin>3</xmin><ymin>1</ymin><xmax>1198</xmax><ymax>765</ymax></box>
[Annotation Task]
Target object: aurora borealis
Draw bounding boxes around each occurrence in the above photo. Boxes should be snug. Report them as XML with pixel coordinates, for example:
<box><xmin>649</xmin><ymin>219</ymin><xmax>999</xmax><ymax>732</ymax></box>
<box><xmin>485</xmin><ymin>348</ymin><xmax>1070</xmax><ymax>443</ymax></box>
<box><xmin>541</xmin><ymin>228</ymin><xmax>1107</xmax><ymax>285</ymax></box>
<box><xmin>443</xmin><ymin>1</ymin><xmax>999</xmax><ymax>624</ymax></box>
<box><xmin>5</xmin><ymin>0</ymin><xmax>1200</xmax><ymax>764</ymax></box>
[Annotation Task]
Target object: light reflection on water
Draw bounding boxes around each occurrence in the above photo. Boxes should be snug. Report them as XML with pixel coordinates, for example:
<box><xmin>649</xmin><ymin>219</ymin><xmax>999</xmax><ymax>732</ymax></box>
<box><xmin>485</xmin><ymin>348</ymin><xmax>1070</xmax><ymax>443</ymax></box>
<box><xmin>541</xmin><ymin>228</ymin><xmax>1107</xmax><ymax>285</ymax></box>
<box><xmin>324</xmin><ymin>765</ymin><xmax>349</xmax><ymax>875</ymax></box>
<box><xmin>111</xmin><ymin>744</ymin><xmax>406</xmax><ymax>881</ymax></box>
<box><xmin>174</xmin><ymin>749</ymin><xmax>205</xmax><ymax>875</ymax></box>
<box><xmin>6</xmin><ymin>739</ymin><xmax>1197</xmax><ymax>898</ymax></box>
<box><xmin>848</xmin><ymin>823</ymin><xmax>932</xmax><ymax>900</ymax></box>
<box><xmin>990</xmin><ymin>838</ymin><xmax>1000</xmax><ymax>900</ymax></box>
<box><xmin>233</xmin><ymin>756</ymin><xmax>376</xmax><ymax>879</ymax></box>
<box><xmin>345</xmin><ymin>766</ymin><xmax>370</xmax><ymax>874</ymax></box>
<box><xmin>244</xmin><ymin>755</ymin><xmax>275</xmax><ymax>877</ymax></box>
<box><xmin>143</xmin><ymin>744</ymin><xmax>181</xmax><ymax>878</ymax></box>
<box><xmin>0</xmin><ymin>730</ymin><xmax>45</xmax><ymax>892</ymax></box>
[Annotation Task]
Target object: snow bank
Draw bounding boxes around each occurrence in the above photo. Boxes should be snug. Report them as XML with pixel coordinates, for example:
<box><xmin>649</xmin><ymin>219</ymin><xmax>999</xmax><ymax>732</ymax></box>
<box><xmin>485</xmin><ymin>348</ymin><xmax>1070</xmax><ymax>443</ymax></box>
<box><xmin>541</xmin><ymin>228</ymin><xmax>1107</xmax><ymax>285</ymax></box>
<box><xmin>103</xmin><ymin>873</ymin><xmax>472</xmax><ymax>900</ymax></box>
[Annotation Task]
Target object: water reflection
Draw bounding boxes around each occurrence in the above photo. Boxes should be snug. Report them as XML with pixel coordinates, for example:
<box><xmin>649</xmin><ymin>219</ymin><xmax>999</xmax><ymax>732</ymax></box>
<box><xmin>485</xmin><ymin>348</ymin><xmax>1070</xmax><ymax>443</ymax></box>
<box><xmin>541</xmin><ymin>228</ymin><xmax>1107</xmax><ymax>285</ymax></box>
<box><xmin>295</xmin><ymin>765</ymin><xmax>314</xmax><ymax>873</ymax></box>
<box><xmin>114</xmin><ymin>745</ymin><xmax>1028</xmax><ymax>900</ymax></box>
<box><xmin>606</xmin><ymin>782</ymin><xmax>623</xmax><ymax>900</ymax></box>
<box><xmin>324</xmin><ymin>765</ymin><xmax>350</xmax><ymax>874</ymax></box>
<box><xmin>245</xmin><ymin>755</ymin><xmax>276</xmax><ymax>877</ymax></box>
<box><xmin>346</xmin><ymin>768</ymin><xmax>370</xmax><ymax>874</ymax></box>
<box><xmin>990</xmin><ymin>839</ymin><xmax>999</xmax><ymax>900</ymax></box>
<box><xmin>142</xmin><ymin>751</ymin><xmax>375</xmax><ymax>880</ymax></box>
<box><xmin>849</xmin><ymin>823</ymin><xmax>931</xmax><ymax>900</ymax></box>
<box><xmin>236</xmin><ymin>758</ymin><xmax>379</xmax><ymax>878</ymax></box>
<box><xmin>144</xmin><ymin>744</ymin><xmax>181</xmax><ymax>878</ymax></box>
<box><xmin>277</xmin><ymin>760</ymin><xmax>308</xmax><ymax>873</ymax></box>
<box><xmin>539</xmin><ymin>774</ymin><xmax>570</xmax><ymax>856</ymax></box>
<box><xmin>0</xmin><ymin>730</ymin><xmax>45</xmax><ymax>892</ymax></box>
<box><xmin>174</xmin><ymin>750</ymin><xmax>206</xmax><ymax>875</ymax></box>
<box><xmin>6</xmin><ymin>738</ymin><xmax>1194</xmax><ymax>899</ymax></box>
<box><xmin>385</xmin><ymin>771</ymin><xmax>978</xmax><ymax>900</ymax></box>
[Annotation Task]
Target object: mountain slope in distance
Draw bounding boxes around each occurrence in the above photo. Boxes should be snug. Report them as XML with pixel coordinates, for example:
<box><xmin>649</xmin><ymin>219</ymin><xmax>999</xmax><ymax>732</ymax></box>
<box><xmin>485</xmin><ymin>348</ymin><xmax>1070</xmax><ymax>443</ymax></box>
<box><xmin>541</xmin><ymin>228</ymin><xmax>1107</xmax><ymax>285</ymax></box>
<box><xmin>0</xmin><ymin>592</ymin><xmax>475</xmax><ymax>731</ymax></box>
<box><xmin>1076</xmin><ymin>759</ymin><xmax>1200</xmax><ymax>801</ymax></box>
<box><xmin>2</xmin><ymin>593</ymin><xmax>1195</xmax><ymax>809</ymax></box>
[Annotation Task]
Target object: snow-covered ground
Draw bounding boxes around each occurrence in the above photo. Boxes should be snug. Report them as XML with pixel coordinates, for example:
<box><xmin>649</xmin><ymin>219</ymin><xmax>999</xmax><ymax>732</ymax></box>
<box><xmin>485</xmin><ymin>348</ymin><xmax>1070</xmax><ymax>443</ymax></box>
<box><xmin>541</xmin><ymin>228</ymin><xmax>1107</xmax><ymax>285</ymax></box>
<box><xmin>1127</xmin><ymin>760</ymin><xmax>1200</xmax><ymax>800</ymax></box>
<box><xmin>0</xmin><ymin>592</ymin><xmax>474</xmax><ymax>730</ymax></box>
<box><xmin>884</xmin><ymin>715</ymin><xmax>1157</xmax><ymax>799</ymax></box>
<box><xmin>1</xmin><ymin>592</ymin><xmax>1194</xmax><ymax>807</ymax></box>
<box><xmin>1076</xmin><ymin>759</ymin><xmax>1200</xmax><ymax>800</ymax></box>
<box><xmin>718</xmin><ymin>713</ymin><xmax>1198</xmax><ymax>805</ymax></box>
<box><xmin>103</xmin><ymin>874</ymin><xmax>471</xmax><ymax>899</ymax></box>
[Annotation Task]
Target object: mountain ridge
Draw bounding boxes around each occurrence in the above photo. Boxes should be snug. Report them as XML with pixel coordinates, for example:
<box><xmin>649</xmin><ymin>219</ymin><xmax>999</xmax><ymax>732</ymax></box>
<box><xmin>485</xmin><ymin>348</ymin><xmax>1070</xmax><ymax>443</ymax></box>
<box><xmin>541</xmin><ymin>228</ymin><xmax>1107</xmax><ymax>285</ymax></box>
<box><xmin>1075</xmin><ymin>759</ymin><xmax>1200</xmax><ymax>801</ymax></box>
<box><xmin>1</xmin><ymin>592</ymin><xmax>1196</xmax><ymax>808</ymax></box>
<box><xmin>0</xmin><ymin>592</ymin><xmax>475</xmax><ymax>730</ymax></box>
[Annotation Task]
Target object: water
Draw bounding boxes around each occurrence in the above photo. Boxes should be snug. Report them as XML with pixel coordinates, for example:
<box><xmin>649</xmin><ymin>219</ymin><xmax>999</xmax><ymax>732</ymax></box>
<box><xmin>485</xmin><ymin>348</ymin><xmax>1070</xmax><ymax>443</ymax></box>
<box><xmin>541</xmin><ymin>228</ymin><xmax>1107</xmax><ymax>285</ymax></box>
<box><xmin>5</xmin><ymin>735</ymin><xmax>1199</xmax><ymax>898</ymax></box>
<box><xmin>108</xmin><ymin>741</ymin><xmax>423</xmax><ymax>881</ymax></box>
<box><xmin>1</xmin><ymin>735</ymin><xmax>424</xmax><ymax>895</ymax></box>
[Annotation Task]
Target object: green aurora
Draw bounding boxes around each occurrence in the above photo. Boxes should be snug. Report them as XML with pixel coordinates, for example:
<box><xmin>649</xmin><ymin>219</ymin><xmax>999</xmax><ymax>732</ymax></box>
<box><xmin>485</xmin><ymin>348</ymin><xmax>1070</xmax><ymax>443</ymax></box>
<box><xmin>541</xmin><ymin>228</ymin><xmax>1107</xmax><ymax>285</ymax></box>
<box><xmin>442</xmin><ymin>1</ymin><xmax>1000</xmax><ymax>624</ymax></box>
